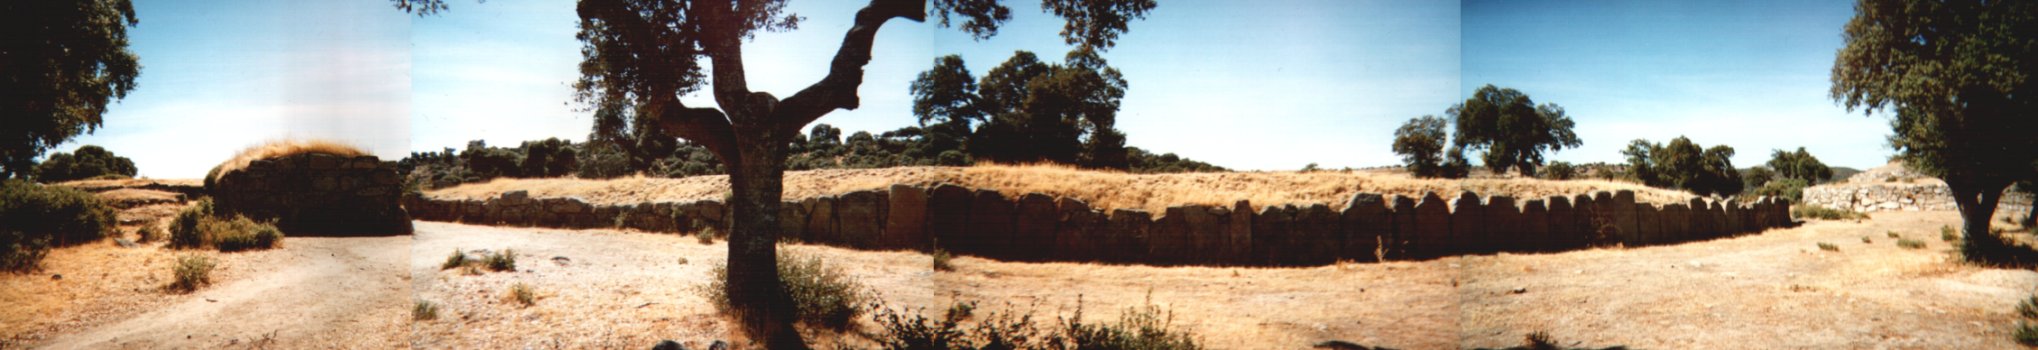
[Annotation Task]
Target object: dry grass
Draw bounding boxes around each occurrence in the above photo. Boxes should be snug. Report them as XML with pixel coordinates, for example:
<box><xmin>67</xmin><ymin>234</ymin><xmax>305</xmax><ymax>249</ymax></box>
<box><xmin>50</xmin><ymin>178</ymin><xmax>203</xmax><ymax>192</ymax></box>
<box><xmin>208</xmin><ymin>139</ymin><xmax>368</xmax><ymax>183</ymax></box>
<box><xmin>94</xmin><ymin>189</ymin><xmax>181</xmax><ymax>209</ymax></box>
<box><xmin>426</xmin><ymin>164</ymin><xmax>1700</xmax><ymax>213</ymax></box>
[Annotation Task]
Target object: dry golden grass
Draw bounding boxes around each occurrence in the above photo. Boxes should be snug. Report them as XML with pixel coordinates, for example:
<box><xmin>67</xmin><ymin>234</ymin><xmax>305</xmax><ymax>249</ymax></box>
<box><xmin>208</xmin><ymin>139</ymin><xmax>368</xmax><ymax>182</ymax></box>
<box><xmin>427</xmin><ymin>164</ymin><xmax>1701</xmax><ymax>213</ymax></box>
<box><xmin>50</xmin><ymin>178</ymin><xmax>202</xmax><ymax>192</ymax></box>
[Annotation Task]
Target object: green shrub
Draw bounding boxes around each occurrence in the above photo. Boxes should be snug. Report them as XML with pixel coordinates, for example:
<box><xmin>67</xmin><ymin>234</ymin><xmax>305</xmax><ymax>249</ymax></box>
<box><xmin>508</xmin><ymin>282</ymin><xmax>535</xmax><ymax>306</ymax></box>
<box><xmin>1541</xmin><ymin>161</ymin><xmax>1577</xmax><ymax>180</ymax></box>
<box><xmin>1749</xmin><ymin>177</ymin><xmax>1810</xmax><ymax>203</ymax></box>
<box><xmin>1</xmin><ymin>180</ymin><xmax>117</xmax><ymax>272</ymax></box>
<box><xmin>1897</xmin><ymin>239</ymin><xmax>1927</xmax><ymax>249</ymax></box>
<box><xmin>703</xmin><ymin>249</ymin><xmax>869</xmax><ymax>330</ymax></box>
<box><xmin>864</xmin><ymin>299</ymin><xmax>1204</xmax><ymax>350</ymax></box>
<box><xmin>1793</xmin><ymin>205</ymin><xmax>1868</xmax><ymax>221</ymax></box>
<box><xmin>1943</xmin><ymin>225</ymin><xmax>1959</xmax><ymax>242</ymax></box>
<box><xmin>1061</xmin><ymin>301</ymin><xmax>1204</xmax><ymax>350</ymax></box>
<box><xmin>1887</xmin><ymin>231</ymin><xmax>1901</xmax><ymax>239</ymax></box>
<box><xmin>170</xmin><ymin>254</ymin><xmax>215</xmax><ymax>293</ymax></box>
<box><xmin>414</xmin><ymin>299</ymin><xmax>440</xmax><ymax>320</ymax></box>
<box><xmin>211</xmin><ymin>216</ymin><xmax>283</xmax><ymax>252</ymax></box>
<box><xmin>169</xmin><ymin>198</ymin><xmax>216</xmax><ymax>249</ymax></box>
<box><xmin>442</xmin><ymin>248</ymin><xmax>468</xmax><ymax>269</ymax></box>
<box><xmin>2019</xmin><ymin>296</ymin><xmax>2038</xmax><ymax>319</ymax></box>
<box><xmin>1817</xmin><ymin>242</ymin><xmax>1839</xmax><ymax>251</ymax></box>
<box><xmin>1861</xmin><ymin>236</ymin><xmax>1873</xmax><ymax>244</ymax></box>
<box><xmin>933</xmin><ymin>249</ymin><xmax>955</xmax><ymax>272</ymax></box>
<box><xmin>2019</xmin><ymin>321</ymin><xmax>2038</xmax><ymax>346</ymax></box>
<box><xmin>484</xmin><ymin>249</ymin><xmax>516</xmax><ymax>272</ymax></box>
<box><xmin>137</xmin><ymin>224</ymin><xmax>165</xmax><ymax>243</ymax></box>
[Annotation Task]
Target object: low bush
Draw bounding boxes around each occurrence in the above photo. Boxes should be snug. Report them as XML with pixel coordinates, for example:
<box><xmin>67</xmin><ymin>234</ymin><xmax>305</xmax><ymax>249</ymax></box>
<box><xmin>862</xmin><ymin>298</ymin><xmax>1204</xmax><ymax>350</ymax></box>
<box><xmin>169</xmin><ymin>199</ymin><xmax>283</xmax><ymax>252</ymax></box>
<box><xmin>1</xmin><ymin>180</ymin><xmax>117</xmax><ymax>272</ymax></box>
<box><xmin>137</xmin><ymin>224</ymin><xmax>165</xmax><ymax>243</ymax></box>
<box><xmin>1061</xmin><ymin>301</ymin><xmax>1203</xmax><ymax>350</ymax></box>
<box><xmin>933</xmin><ymin>249</ymin><xmax>955</xmax><ymax>272</ymax></box>
<box><xmin>414</xmin><ymin>299</ymin><xmax>440</xmax><ymax>320</ymax></box>
<box><xmin>170</xmin><ymin>254</ymin><xmax>215</xmax><ymax>293</ymax></box>
<box><xmin>1792</xmin><ymin>205</ymin><xmax>1867</xmax><ymax>221</ymax></box>
<box><xmin>442</xmin><ymin>248</ymin><xmax>468</xmax><ymax>269</ymax></box>
<box><xmin>1943</xmin><ymin>225</ymin><xmax>1959</xmax><ymax>242</ymax></box>
<box><xmin>703</xmin><ymin>249</ymin><xmax>869</xmax><ymax>330</ymax></box>
<box><xmin>2019</xmin><ymin>295</ymin><xmax>2038</xmax><ymax>346</ymax></box>
<box><xmin>1817</xmin><ymin>242</ymin><xmax>1839</xmax><ymax>251</ymax></box>
<box><xmin>508</xmin><ymin>282</ymin><xmax>536</xmax><ymax>306</ymax></box>
<box><xmin>1887</xmin><ymin>231</ymin><xmax>1901</xmax><ymax>239</ymax></box>
<box><xmin>484</xmin><ymin>249</ymin><xmax>517</xmax><ymax>272</ymax></box>
<box><xmin>1897</xmin><ymin>239</ymin><xmax>1927</xmax><ymax>250</ymax></box>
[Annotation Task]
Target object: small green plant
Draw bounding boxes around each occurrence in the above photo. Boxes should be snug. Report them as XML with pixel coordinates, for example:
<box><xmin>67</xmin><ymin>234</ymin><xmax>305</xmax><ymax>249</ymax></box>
<box><xmin>1817</xmin><ymin>242</ymin><xmax>1839</xmax><ymax>251</ymax></box>
<box><xmin>1060</xmin><ymin>298</ymin><xmax>1204</xmax><ymax>350</ymax></box>
<box><xmin>137</xmin><ymin>224</ymin><xmax>164</xmax><ymax>243</ymax></box>
<box><xmin>2018</xmin><ymin>321</ymin><xmax>2038</xmax><ymax>346</ymax></box>
<box><xmin>414</xmin><ymin>299</ymin><xmax>440</xmax><ymax>320</ymax></box>
<box><xmin>508</xmin><ymin>282</ymin><xmax>535</xmax><ymax>306</ymax></box>
<box><xmin>1887</xmin><ymin>231</ymin><xmax>1901</xmax><ymax>239</ymax></box>
<box><xmin>1897</xmin><ymin>239</ymin><xmax>1927</xmax><ymax>249</ymax></box>
<box><xmin>211</xmin><ymin>216</ymin><xmax>283</xmax><ymax>252</ymax></box>
<box><xmin>932</xmin><ymin>249</ymin><xmax>955</xmax><ymax>272</ymax></box>
<box><xmin>1862</xmin><ymin>236</ymin><xmax>1873</xmax><ymax>244</ymax></box>
<box><xmin>2019</xmin><ymin>296</ymin><xmax>2038</xmax><ymax>319</ymax></box>
<box><xmin>695</xmin><ymin>226</ymin><xmax>720</xmax><ymax>245</ymax></box>
<box><xmin>703</xmin><ymin>249</ymin><xmax>868</xmax><ymax>330</ymax></box>
<box><xmin>169</xmin><ymin>254</ymin><xmax>215</xmax><ymax>293</ymax></box>
<box><xmin>2017</xmin><ymin>295</ymin><xmax>2038</xmax><ymax>346</ymax></box>
<box><xmin>1943</xmin><ymin>225</ymin><xmax>1960</xmax><ymax>242</ymax></box>
<box><xmin>485</xmin><ymin>249</ymin><xmax>516</xmax><ymax>272</ymax></box>
<box><xmin>442</xmin><ymin>248</ymin><xmax>467</xmax><ymax>269</ymax></box>
<box><xmin>1793</xmin><ymin>205</ymin><xmax>1868</xmax><ymax>221</ymax></box>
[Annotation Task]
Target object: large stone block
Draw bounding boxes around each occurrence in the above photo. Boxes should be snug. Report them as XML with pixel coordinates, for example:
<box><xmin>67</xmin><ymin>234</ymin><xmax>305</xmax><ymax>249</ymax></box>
<box><xmin>1341</xmin><ymin>194</ymin><xmax>1390</xmax><ymax>262</ymax></box>
<box><xmin>1449</xmin><ymin>191</ymin><xmax>1484</xmax><ymax>256</ymax></box>
<box><xmin>1663</xmin><ymin>203</ymin><xmax>1688</xmax><ymax>244</ymax></box>
<box><xmin>837</xmin><ymin>190</ymin><xmax>888</xmax><ymax>249</ymax></box>
<box><xmin>1389</xmin><ymin>196</ymin><xmax>1417</xmax><ymax>259</ymax></box>
<box><xmin>1151</xmin><ymin>206</ymin><xmax>1191</xmax><ymax>264</ymax></box>
<box><xmin>1106</xmin><ymin>208</ymin><xmax>1151</xmax><ymax>263</ymax></box>
<box><xmin>1014</xmin><ymin>193</ymin><xmax>1059</xmax><ymax>261</ymax></box>
<box><xmin>1226</xmin><ymin>200</ymin><xmax>1254</xmax><ymax>263</ymax></box>
<box><xmin>1520</xmin><ymin>199</ymin><xmax>1549</xmax><ymax>253</ymax></box>
<box><xmin>1412</xmin><ymin>193</ymin><xmax>1451</xmax><ymax>259</ymax></box>
<box><xmin>1687</xmin><ymin>198</ymin><xmax>1710</xmax><ymax>240</ymax></box>
<box><xmin>1484</xmin><ymin>195</ymin><xmax>1518</xmax><ymax>254</ymax></box>
<box><xmin>1546</xmin><ymin>196</ymin><xmax>1579</xmax><ymax>251</ymax></box>
<box><xmin>781</xmin><ymin>199</ymin><xmax>811</xmax><ymax>240</ymax></box>
<box><xmin>1614</xmin><ymin>190</ymin><xmax>1640</xmax><ymax>246</ymax></box>
<box><xmin>1180</xmin><ymin>204</ymin><xmax>1224</xmax><ymax>264</ymax></box>
<box><xmin>1251</xmin><ymin>204</ymin><xmax>1296</xmax><ymax>265</ymax></box>
<box><xmin>966</xmin><ymin>190</ymin><xmax>1016</xmax><ymax>259</ymax></box>
<box><xmin>1054</xmin><ymin>198</ymin><xmax>1102</xmax><ymax>261</ymax></box>
<box><xmin>928</xmin><ymin>184</ymin><xmax>972</xmax><ymax>252</ymax></box>
<box><xmin>807</xmin><ymin>196</ymin><xmax>840</xmax><ymax>244</ymax></box>
<box><xmin>885</xmin><ymin>185</ymin><xmax>929</xmax><ymax>251</ymax></box>
<box><xmin>1292</xmin><ymin>203</ymin><xmax>1339</xmax><ymax>265</ymax></box>
<box><xmin>1633</xmin><ymin>203</ymin><xmax>1659</xmax><ymax>245</ymax></box>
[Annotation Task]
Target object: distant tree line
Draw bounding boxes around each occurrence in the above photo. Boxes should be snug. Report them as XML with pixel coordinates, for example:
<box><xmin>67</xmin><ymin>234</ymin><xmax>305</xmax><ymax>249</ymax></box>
<box><xmin>1393</xmin><ymin>85</ymin><xmax>1580</xmax><ymax>179</ymax></box>
<box><xmin>32</xmin><ymin>145</ymin><xmax>136</xmax><ymax>183</ymax></box>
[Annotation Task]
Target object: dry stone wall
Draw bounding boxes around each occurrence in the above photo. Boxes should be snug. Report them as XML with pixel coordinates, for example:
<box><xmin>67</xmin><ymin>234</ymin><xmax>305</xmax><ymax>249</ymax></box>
<box><xmin>210</xmin><ymin>153</ymin><xmax>411</xmax><ymax>235</ymax></box>
<box><xmin>1802</xmin><ymin>183</ymin><xmax>2032</xmax><ymax>218</ymax></box>
<box><xmin>405</xmin><ymin>185</ymin><xmax>1795</xmax><ymax>266</ymax></box>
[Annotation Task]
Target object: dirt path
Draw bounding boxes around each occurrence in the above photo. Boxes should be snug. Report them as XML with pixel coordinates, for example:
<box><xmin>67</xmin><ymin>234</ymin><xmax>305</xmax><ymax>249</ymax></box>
<box><xmin>38</xmin><ymin>237</ymin><xmax>411</xmax><ymax>349</ymax></box>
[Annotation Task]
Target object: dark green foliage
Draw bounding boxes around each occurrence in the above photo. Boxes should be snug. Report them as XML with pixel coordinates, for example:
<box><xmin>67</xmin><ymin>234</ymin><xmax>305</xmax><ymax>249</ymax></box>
<box><xmin>169</xmin><ymin>254</ymin><xmax>214</xmax><ymax>293</ymax></box>
<box><xmin>0</xmin><ymin>0</ymin><xmax>142</xmax><ymax>179</ymax></box>
<box><xmin>1060</xmin><ymin>301</ymin><xmax>1203</xmax><ymax>350</ymax></box>
<box><xmin>1125</xmin><ymin>147</ymin><xmax>1224</xmax><ymax>174</ymax></box>
<box><xmin>1393</xmin><ymin>115</ymin><xmax>1451</xmax><ymax>178</ymax></box>
<box><xmin>1897</xmin><ymin>239</ymin><xmax>1927</xmax><ymax>249</ymax></box>
<box><xmin>705</xmin><ymin>250</ymin><xmax>870</xmax><ymax>330</ymax></box>
<box><xmin>1749</xmin><ymin>178</ymin><xmax>1810</xmax><ymax>203</ymax></box>
<box><xmin>414</xmin><ymin>300</ymin><xmax>440</xmax><ymax>321</ymax></box>
<box><xmin>575</xmin><ymin>140</ymin><xmax>633</xmax><ymax>179</ymax></box>
<box><xmin>1</xmin><ymin>180</ymin><xmax>116</xmax><ymax>270</ymax></box>
<box><xmin>1794</xmin><ymin>205</ymin><xmax>1868</xmax><ymax>221</ymax></box>
<box><xmin>864</xmin><ymin>299</ymin><xmax>1201</xmax><ymax>350</ymax></box>
<box><xmin>33</xmin><ymin>145</ymin><xmax>137</xmax><ymax>183</ymax></box>
<box><xmin>1622</xmin><ymin>136</ymin><xmax>1743</xmax><ymax>197</ymax></box>
<box><xmin>1540</xmin><ymin>161</ymin><xmax>1576</xmax><ymax>180</ymax></box>
<box><xmin>1832</xmin><ymin>0</ymin><xmax>2038</xmax><ymax>265</ymax></box>
<box><xmin>168</xmin><ymin>198</ymin><xmax>282</xmax><ymax>252</ymax></box>
<box><xmin>441</xmin><ymin>248</ymin><xmax>467</xmax><ymax>270</ymax></box>
<box><xmin>1448</xmin><ymin>85</ymin><xmax>1582</xmax><ymax>177</ymax></box>
<box><xmin>1766</xmin><ymin>147</ymin><xmax>1832</xmax><ymax>184</ymax></box>
<box><xmin>519</xmin><ymin>138</ymin><xmax>579</xmax><ymax>178</ymax></box>
<box><xmin>1741</xmin><ymin>166</ymin><xmax>1777</xmax><ymax>191</ymax></box>
<box><xmin>168</xmin><ymin>198</ymin><xmax>214</xmax><ymax>249</ymax></box>
<box><xmin>923</xmin><ymin>50</ymin><xmax>1132</xmax><ymax>170</ymax></box>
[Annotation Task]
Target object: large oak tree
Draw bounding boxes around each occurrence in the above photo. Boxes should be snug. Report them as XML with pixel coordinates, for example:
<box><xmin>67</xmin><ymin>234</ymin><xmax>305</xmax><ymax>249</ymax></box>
<box><xmin>0</xmin><ymin>0</ymin><xmax>141</xmax><ymax>179</ymax></box>
<box><xmin>1831</xmin><ymin>0</ymin><xmax>2038</xmax><ymax>263</ymax></box>
<box><xmin>398</xmin><ymin>0</ymin><xmax>1154</xmax><ymax>347</ymax></box>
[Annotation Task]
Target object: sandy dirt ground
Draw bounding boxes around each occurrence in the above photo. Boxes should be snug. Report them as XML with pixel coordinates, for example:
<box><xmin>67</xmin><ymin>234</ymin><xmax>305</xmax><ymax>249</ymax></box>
<box><xmin>16</xmin><ymin>236</ymin><xmax>412</xmax><ymax>349</ymax></box>
<box><xmin>11</xmin><ymin>210</ymin><xmax>2037</xmax><ymax>349</ymax></box>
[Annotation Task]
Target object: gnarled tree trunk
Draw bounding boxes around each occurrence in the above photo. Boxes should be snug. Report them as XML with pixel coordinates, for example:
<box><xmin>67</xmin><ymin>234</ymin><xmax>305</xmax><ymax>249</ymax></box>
<box><xmin>1946</xmin><ymin>176</ymin><xmax>2012</xmax><ymax>257</ymax></box>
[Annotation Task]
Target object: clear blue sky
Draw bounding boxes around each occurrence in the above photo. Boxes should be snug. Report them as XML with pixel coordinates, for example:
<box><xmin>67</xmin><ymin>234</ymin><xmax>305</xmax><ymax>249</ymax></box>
<box><xmin>62</xmin><ymin>0</ymin><xmax>1889</xmax><ymax>178</ymax></box>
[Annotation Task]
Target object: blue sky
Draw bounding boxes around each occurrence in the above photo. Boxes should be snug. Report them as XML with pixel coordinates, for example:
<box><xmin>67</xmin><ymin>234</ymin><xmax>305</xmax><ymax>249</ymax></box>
<box><xmin>63</xmin><ymin>0</ymin><xmax>1889</xmax><ymax>178</ymax></box>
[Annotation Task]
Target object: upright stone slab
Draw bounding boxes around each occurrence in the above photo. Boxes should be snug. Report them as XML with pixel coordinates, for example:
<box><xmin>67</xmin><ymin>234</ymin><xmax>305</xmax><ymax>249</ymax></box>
<box><xmin>1013</xmin><ymin>193</ymin><xmax>1059</xmax><ymax>261</ymax></box>
<box><xmin>1054</xmin><ymin>197</ymin><xmax>1100</xmax><ymax>261</ymax></box>
<box><xmin>1390</xmin><ymin>196</ymin><xmax>1417</xmax><ymax>259</ymax></box>
<box><xmin>1293</xmin><ymin>203</ymin><xmax>1339</xmax><ymax>265</ymax></box>
<box><xmin>1106</xmin><ymin>208</ymin><xmax>1151</xmax><ymax>263</ymax></box>
<box><xmin>1614</xmin><ymin>190</ymin><xmax>1640</xmax><ymax>246</ymax></box>
<box><xmin>1151</xmin><ymin>206</ymin><xmax>1191</xmax><ymax>265</ymax></box>
<box><xmin>1225</xmin><ymin>200</ymin><xmax>1254</xmax><ymax>264</ymax></box>
<box><xmin>1546</xmin><ymin>196</ymin><xmax>1579</xmax><ymax>251</ymax></box>
<box><xmin>1341</xmin><ymin>194</ymin><xmax>1390</xmax><ymax>262</ymax></box>
<box><xmin>966</xmin><ymin>190</ymin><xmax>1015</xmax><ymax>259</ymax></box>
<box><xmin>837</xmin><ymin>190</ymin><xmax>887</xmax><ymax>249</ymax></box>
<box><xmin>1520</xmin><ymin>199</ymin><xmax>1549</xmax><ymax>252</ymax></box>
<box><xmin>1587</xmin><ymin>192</ymin><xmax>1614</xmax><ymax>245</ymax></box>
<box><xmin>1485</xmin><ymin>196</ymin><xmax>1518</xmax><ymax>253</ymax></box>
<box><xmin>928</xmin><ymin>184</ymin><xmax>972</xmax><ymax>252</ymax></box>
<box><xmin>1413</xmin><ymin>193</ymin><xmax>1451</xmax><ymax>259</ymax></box>
<box><xmin>1686</xmin><ymin>198</ymin><xmax>1709</xmax><ymax>240</ymax></box>
<box><xmin>1723</xmin><ymin>198</ymin><xmax>1744</xmax><ymax>236</ymax></box>
<box><xmin>1180</xmin><ymin>204</ymin><xmax>1223</xmax><ymax>264</ymax></box>
<box><xmin>1450</xmin><ymin>192</ymin><xmax>1485</xmax><ymax>256</ymax></box>
<box><xmin>1251</xmin><ymin>204</ymin><xmax>1295</xmax><ymax>265</ymax></box>
<box><xmin>807</xmin><ymin>196</ymin><xmax>840</xmax><ymax>244</ymax></box>
<box><xmin>885</xmin><ymin>185</ymin><xmax>928</xmax><ymax>251</ymax></box>
<box><xmin>1633</xmin><ymin>203</ymin><xmax>1659</xmax><ymax>245</ymax></box>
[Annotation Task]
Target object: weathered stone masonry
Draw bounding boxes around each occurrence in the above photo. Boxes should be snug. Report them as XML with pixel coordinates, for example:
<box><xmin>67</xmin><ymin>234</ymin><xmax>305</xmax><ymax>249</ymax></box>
<box><xmin>404</xmin><ymin>185</ymin><xmax>1794</xmax><ymax>266</ymax></box>
<box><xmin>210</xmin><ymin>153</ymin><xmax>412</xmax><ymax>235</ymax></box>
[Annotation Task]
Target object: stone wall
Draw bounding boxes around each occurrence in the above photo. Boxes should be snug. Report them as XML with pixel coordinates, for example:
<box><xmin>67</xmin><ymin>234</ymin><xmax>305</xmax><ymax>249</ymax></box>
<box><xmin>210</xmin><ymin>153</ymin><xmax>412</xmax><ymax>235</ymax></box>
<box><xmin>405</xmin><ymin>185</ymin><xmax>1793</xmax><ymax>266</ymax></box>
<box><xmin>1801</xmin><ymin>183</ymin><xmax>2032</xmax><ymax>218</ymax></box>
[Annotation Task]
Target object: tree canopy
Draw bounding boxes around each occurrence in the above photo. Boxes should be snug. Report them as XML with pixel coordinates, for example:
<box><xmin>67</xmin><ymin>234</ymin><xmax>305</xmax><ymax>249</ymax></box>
<box><xmin>1831</xmin><ymin>0</ymin><xmax>2038</xmax><ymax>262</ymax></box>
<box><xmin>33</xmin><ymin>145</ymin><xmax>137</xmax><ymax>183</ymax></box>
<box><xmin>1765</xmin><ymin>147</ymin><xmax>1832</xmax><ymax>184</ymax></box>
<box><xmin>1</xmin><ymin>0</ymin><xmax>142</xmax><ymax>179</ymax></box>
<box><xmin>1622</xmin><ymin>136</ymin><xmax>1743</xmax><ymax>197</ymax></box>
<box><xmin>1447</xmin><ymin>85</ymin><xmax>1581</xmax><ymax>176</ymax></box>
<box><xmin>915</xmin><ymin>49</ymin><xmax>1131</xmax><ymax>169</ymax></box>
<box><xmin>1393</xmin><ymin>115</ymin><xmax>1468</xmax><ymax>178</ymax></box>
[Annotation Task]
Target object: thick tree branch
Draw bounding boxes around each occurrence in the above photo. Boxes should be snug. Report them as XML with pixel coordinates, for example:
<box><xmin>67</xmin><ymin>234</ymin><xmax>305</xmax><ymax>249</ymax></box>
<box><xmin>647</xmin><ymin>97</ymin><xmax>740</xmax><ymax>163</ymax></box>
<box><xmin>699</xmin><ymin>0</ymin><xmax>758</xmax><ymax>122</ymax></box>
<box><xmin>772</xmin><ymin>0</ymin><xmax>926</xmax><ymax>135</ymax></box>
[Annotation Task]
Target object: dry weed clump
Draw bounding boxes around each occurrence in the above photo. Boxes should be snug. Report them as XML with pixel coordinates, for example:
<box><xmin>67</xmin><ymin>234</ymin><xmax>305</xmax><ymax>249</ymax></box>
<box><xmin>168</xmin><ymin>254</ymin><xmax>215</xmax><ymax>293</ymax></box>
<box><xmin>207</xmin><ymin>139</ymin><xmax>368</xmax><ymax>183</ymax></box>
